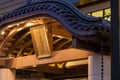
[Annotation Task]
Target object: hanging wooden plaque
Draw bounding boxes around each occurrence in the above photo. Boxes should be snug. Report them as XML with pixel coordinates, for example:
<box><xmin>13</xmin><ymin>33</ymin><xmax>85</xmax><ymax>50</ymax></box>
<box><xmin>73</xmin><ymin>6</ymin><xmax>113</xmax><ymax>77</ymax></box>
<box><xmin>30</xmin><ymin>24</ymin><xmax>52</xmax><ymax>59</ymax></box>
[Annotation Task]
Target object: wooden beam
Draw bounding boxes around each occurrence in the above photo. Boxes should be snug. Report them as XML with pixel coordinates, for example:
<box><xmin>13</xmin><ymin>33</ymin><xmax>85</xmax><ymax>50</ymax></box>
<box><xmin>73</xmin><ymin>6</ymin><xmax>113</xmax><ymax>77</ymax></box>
<box><xmin>45</xmin><ymin>64</ymin><xmax>88</xmax><ymax>79</ymax></box>
<box><xmin>111</xmin><ymin>0</ymin><xmax>120</xmax><ymax>80</ymax></box>
<box><xmin>25</xmin><ymin>64</ymin><xmax>65</xmax><ymax>74</ymax></box>
<box><xmin>0</xmin><ymin>59</ymin><xmax>6</xmax><ymax>67</ymax></box>
<box><xmin>5</xmin><ymin>48</ymin><xmax>93</xmax><ymax>69</ymax></box>
<box><xmin>52</xmin><ymin>28</ymin><xmax>71</xmax><ymax>38</ymax></box>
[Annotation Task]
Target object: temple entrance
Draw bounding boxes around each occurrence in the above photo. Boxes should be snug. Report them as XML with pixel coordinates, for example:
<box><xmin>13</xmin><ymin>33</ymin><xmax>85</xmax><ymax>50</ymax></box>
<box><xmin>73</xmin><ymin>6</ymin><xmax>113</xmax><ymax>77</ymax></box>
<box><xmin>0</xmin><ymin>16</ymin><xmax>89</xmax><ymax>80</ymax></box>
<box><xmin>1</xmin><ymin>17</ymin><xmax>72</xmax><ymax>58</ymax></box>
<box><xmin>0</xmin><ymin>0</ymin><xmax>110</xmax><ymax>80</ymax></box>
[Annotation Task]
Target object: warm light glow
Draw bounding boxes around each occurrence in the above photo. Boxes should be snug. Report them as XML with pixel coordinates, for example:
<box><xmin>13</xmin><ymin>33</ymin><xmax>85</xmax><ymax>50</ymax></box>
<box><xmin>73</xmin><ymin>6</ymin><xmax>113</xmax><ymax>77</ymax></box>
<box><xmin>104</xmin><ymin>8</ymin><xmax>111</xmax><ymax>21</ymax></box>
<box><xmin>48</xmin><ymin>64</ymin><xmax>56</xmax><ymax>67</ymax></box>
<box><xmin>25</xmin><ymin>19</ymin><xmax>44</xmax><ymax>27</ymax></box>
<box><xmin>48</xmin><ymin>59</ymin><xmax>88</xmax><ymax>69</ymax></box>
<box><xmin>1</xmin><ymin>31</ymin><xmax>5</xmax><ymax>35</ymax></box>
<box><xmin>16</xmin><ymin>24</ymin><xmax>20</xmax><ymax>26</ymax></box>
<box><xmin>32</xmin><ymin>65</ymin><xmax>37</xmax><ymax>67</ymax></box>
<box><xmin>7</xmin><ymin>25</ymin><xmax>13</xmax><ymax>28</ymax></box>
<box><xmin>20</xmin><ymin>22</ymin><xmax>25</xmax><ymax>24</ymax></box>
<box><xmin>57</xmin><ymin>63</ymin><xmax>65</xmax><ymax>68</ymax></box>
<box><xmin>53</xmin><ymin>34</ymin><xmax>64</xmax><ymax>38</ymax></box>
<box><xmin>92</xmin><ymin>10</ymin><xmax>103</xmax><ymax>17</ymax></box>
<box><xmin>65</xmin><ymin>59</ymin><xmax>88</xmax><ymax>68</ymax></box>
<box><xmin>26</xmin><ymin>22</ymin><xmax>35</xmax><ymax>27</ymax></box>
<box><xmin>48</xmin><ymin>63</ymin><xmax>65</xmax><ymax>68</ymax></box>
<box><xmin>17</xmin><ymin>28</ymin><xmax>23</xmax><ymax>31</ymax></box>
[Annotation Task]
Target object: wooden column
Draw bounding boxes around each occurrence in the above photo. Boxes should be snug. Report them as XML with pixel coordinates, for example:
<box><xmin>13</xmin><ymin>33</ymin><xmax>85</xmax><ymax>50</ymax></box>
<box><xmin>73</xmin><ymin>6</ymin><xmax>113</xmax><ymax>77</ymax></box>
<box><xmin>88</xmin><ymin>55</ymin><xmax>111</xmax><ymax>80</ymax></box>
<box><xmin>0</xmin><ymin>69</ymin><xmax>15</xmax><ymax>80</ymax></box>
<box><xmin>111</xmin><ymin>0</ymin><xmax>120</xmax><ymax>80</ymax></box>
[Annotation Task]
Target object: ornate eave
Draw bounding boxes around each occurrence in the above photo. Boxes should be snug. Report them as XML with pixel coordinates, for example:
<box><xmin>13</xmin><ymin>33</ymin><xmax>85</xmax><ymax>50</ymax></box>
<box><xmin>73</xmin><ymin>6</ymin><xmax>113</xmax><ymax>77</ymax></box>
<box><xmin>0</xmin><ymin>0</ymin><xmax>111</xmax><ymax>56</ymax></box>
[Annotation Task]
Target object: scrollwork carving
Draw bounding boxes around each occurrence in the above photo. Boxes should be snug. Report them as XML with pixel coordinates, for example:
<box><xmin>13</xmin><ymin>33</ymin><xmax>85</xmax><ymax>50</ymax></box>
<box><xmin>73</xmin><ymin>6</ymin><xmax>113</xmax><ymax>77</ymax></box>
<box><xmin>0</xmin><ymin>0</ymin><xmax>110</xmax><ymax>48</ymax></box>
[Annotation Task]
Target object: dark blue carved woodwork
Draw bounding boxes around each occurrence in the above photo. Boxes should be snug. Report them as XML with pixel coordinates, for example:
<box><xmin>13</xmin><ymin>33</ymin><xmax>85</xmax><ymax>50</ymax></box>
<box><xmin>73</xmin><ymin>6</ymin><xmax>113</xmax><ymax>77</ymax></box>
<box><xmin>0</xmin><ymin>0</ymin><xmax>110</xmax><ymax>54</ymax></box>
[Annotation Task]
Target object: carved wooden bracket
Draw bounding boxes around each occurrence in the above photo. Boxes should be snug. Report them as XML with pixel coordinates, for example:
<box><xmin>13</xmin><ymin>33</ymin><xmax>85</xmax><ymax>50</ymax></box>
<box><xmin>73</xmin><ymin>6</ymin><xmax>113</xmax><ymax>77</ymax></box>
<box><xmin>0</xmin><ymin>0</ymin><xmax>111</xmax><ymax>54</ymax></box>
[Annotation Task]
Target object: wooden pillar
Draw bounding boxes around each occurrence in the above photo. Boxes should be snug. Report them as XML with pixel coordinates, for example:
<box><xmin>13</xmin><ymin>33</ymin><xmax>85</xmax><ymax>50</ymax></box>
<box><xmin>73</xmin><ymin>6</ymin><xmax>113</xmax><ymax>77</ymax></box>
<box><xmin>0</xmin><ymin>68</ymin><xmax>15</xmax><ymax>80</ymax></box>
<box><xmin>88</xmin><ymin>55</ymin><xmax>111</xmax><ymax>80</ymax></box>
<box><xmin>111</xmin><ymin>0</ymin><xmax>120</xmax><ymax>80</ymax></box>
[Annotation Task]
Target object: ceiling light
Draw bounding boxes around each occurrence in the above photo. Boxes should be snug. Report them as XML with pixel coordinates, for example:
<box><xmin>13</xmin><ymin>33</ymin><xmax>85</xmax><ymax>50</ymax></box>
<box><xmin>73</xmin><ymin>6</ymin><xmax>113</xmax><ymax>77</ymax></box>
<box><xmin>1</xmin><ymin>31</ymin><xmax>5</xmax><ymax>35</ymax></box>
<box><xmin>26</xmin><ymin>22</ymin><xmax>34</xmax><ymax>27</ymax></box>
<box><xmin>48</xmin><ymin>64</ymin><xmax>56</xmax><ymax>67</ymax></box>
<box><xmin>16</xmin><ymin>24</ymin><xmax>20</xmax><ymax>26</ymax></box>
<box><xmin>65</xmin><ymin>59</ymin><xmax>88</xmax><ymax>68</ymax></box>
<box><xmin>32</xmin><ymin>65</ymin><xmax>37</xmax><ymax>67</ymax></box>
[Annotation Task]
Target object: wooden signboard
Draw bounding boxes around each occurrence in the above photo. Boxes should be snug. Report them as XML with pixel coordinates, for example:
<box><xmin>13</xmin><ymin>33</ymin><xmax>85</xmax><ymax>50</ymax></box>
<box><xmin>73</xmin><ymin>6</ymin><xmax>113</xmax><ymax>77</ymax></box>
<box><xmin>30</xmin><ymin>24</ymin><xmax>52</xmax><ymax>59</ymax></box>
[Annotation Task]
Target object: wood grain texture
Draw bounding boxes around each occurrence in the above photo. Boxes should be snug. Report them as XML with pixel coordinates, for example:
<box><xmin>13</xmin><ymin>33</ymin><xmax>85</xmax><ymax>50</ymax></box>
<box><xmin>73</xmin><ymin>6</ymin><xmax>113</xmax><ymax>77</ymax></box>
<box><xmin>0</xmin><ymin>0</ymin><xmax>25</xmax><ymax>16</ymax></box>
<box><xmin>5</xmin><ymin>48</ymin><xmax>94</xmax><ymax>69</ymax></box>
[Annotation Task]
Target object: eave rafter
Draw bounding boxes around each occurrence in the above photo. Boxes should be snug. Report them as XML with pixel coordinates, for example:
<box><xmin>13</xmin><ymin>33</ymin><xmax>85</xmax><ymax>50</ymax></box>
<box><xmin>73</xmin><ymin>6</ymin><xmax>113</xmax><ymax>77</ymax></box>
<box><xmin>0</xmin><ymin>0</ymin><xmax>110</xmax><ymax>56</ymax></box>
